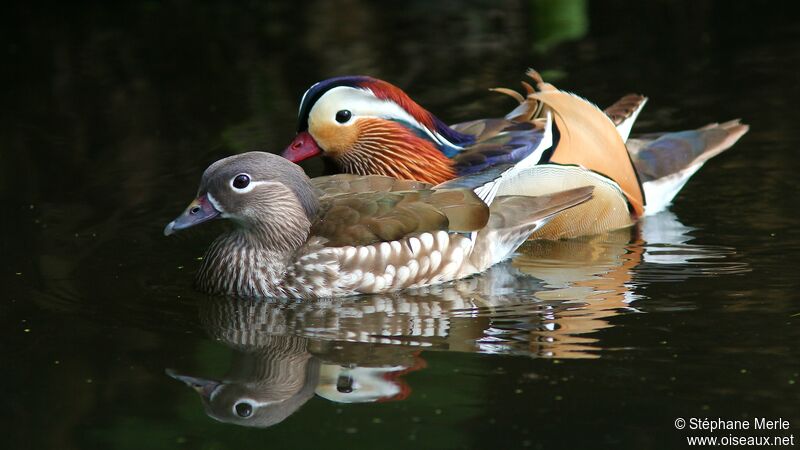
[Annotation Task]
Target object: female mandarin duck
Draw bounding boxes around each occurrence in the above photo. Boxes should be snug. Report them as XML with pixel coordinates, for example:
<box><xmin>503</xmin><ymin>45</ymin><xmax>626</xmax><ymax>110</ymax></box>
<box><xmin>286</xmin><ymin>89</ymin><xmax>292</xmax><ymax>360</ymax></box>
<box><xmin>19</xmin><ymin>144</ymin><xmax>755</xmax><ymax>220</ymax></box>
<box><xmin>163</xmin><ymin>152</ymin><xmax>591</xmax><ymax>298</ymax></box>
<box><xmin>282</xmin><ymin>70</ymin><xmax>749</xmax><ymax>239</ymax></box>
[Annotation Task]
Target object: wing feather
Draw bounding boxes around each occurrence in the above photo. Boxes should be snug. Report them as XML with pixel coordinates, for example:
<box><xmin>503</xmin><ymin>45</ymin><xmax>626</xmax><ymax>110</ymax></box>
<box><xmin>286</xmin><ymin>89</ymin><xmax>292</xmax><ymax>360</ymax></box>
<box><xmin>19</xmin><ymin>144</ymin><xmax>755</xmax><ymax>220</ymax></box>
<box><xmin>311</xmin><ymin>189</ymin><xmax>489</xmax><ymax>247</ymax></box>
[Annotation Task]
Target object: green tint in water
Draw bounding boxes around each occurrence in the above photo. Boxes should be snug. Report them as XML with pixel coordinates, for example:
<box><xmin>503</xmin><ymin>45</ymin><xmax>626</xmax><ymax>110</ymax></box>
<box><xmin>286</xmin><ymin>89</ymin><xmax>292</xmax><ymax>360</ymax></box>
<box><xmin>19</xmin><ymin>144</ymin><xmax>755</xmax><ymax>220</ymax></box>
<box><xmin>2</xmin><ymin>1</ymin><xmax>799</xmax><ymax>449</ymax></box>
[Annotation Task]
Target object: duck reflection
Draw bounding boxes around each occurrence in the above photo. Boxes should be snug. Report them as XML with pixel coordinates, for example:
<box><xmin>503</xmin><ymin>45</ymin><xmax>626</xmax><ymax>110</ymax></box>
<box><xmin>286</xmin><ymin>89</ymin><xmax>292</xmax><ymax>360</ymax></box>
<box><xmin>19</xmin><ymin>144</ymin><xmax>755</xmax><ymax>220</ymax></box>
<box><xmin>167</xmin><ymin>335</ymin><xmax>318</xmax><ymax>428</ymax></box>
<box><xmin>168</xmin><ymin>299</ymin><xmax>429</xmax><ymax>427</ymax></box>
<box><xmin>168</xmin><ymin>210</ymin><xmax>748</xmax><ymax>427</ymax></box>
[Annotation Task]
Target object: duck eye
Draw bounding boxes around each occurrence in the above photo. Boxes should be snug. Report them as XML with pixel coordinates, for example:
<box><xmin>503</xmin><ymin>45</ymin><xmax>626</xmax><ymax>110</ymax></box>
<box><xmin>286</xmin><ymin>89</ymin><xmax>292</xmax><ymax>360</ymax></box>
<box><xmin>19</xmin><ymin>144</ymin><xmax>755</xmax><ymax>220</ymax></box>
<box><xmin>335</xmin><ymin>110</ymin><xmax>352</xmax><ymax>124</ymax></box>
<box><xmin>234</xmin><ymin>401</ymin><xmax>253</xmax><ymax>418</ymax></box>
<box><xmin>232</xmin><ymin>174</ymin><xmax>250</xmax><ymax>190</ymax></box>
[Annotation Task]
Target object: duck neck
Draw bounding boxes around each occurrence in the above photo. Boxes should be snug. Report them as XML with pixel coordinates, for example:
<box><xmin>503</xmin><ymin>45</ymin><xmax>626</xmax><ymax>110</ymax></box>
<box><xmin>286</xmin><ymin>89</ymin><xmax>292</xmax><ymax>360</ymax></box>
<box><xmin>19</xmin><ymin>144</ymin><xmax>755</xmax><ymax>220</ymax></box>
<box><xmin>196</xmin><ymin>215</ymin><xmax>311</xmax><ymax>297</ymax></box>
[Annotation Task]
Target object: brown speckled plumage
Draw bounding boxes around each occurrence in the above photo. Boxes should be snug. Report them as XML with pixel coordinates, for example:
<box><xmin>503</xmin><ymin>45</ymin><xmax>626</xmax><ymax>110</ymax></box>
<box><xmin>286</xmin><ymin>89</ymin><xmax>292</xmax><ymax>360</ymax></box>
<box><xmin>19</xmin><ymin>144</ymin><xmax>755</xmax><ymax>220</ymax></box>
<box><xmin>166</xmin><ymin>152</ymin><xmax>592</xmax><ymax>299</ymax></box>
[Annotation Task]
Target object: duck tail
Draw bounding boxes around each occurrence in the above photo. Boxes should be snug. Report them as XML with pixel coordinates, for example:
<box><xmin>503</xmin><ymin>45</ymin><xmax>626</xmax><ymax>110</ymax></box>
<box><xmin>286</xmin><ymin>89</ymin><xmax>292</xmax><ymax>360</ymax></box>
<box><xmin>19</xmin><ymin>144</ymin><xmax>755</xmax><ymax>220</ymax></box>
<box><xmin>628</xmin><ymin>120</ymin><xmax>749</xmax><ymax>215</ymax></box>
<box><xmin>471</xmin><ymin>186</ymin><xmax>594</xmax><ymax>270</ymax></box>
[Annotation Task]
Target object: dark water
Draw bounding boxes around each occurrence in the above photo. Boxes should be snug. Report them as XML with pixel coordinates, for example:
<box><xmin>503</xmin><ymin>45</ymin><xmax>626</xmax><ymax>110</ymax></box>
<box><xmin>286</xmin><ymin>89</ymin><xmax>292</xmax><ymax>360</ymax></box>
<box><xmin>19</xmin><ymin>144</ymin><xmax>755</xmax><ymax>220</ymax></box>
<box><xmin>3</xmin><ymin>1</ymin><xmax>799</xmax><ymax>449</ymax></box>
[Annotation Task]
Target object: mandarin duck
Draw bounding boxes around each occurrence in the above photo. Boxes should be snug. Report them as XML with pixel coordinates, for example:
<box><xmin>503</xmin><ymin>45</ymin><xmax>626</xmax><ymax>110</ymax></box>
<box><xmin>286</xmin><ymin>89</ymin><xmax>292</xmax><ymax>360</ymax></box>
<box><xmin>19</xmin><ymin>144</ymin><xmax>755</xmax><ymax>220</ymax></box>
<box><xmin>282</xmin><ymin>70</ymin><xmax>749</xmax><ymax>239</ymax></box>
<box><xmin>168</xmin><ymin>354</ymin><xmax>419</xmax><ymax>427</ymax></box>
<box><xmin>167</xmin><ymin>335</ymin><xmax>318</xmax><ymax>428</ymax></box>
<box><xmin>168</xmin><ymin>298</ymin><xmax>431</xmax><ymax>427</ymax></box>
<box><xmin>164</xmin><ymin>151</ymin><xmax>592</xmax><ymax>298</ymax></box>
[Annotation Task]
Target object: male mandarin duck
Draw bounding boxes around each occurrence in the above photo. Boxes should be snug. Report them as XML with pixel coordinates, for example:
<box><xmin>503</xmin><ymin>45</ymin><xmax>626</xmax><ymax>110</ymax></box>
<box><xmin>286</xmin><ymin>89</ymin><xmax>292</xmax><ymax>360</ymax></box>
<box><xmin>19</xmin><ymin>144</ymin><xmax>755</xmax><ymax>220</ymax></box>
<box><xmin>282</xmin><ymin>70</ymin><xmax>749</xmax><ymax>239</ymax></box>
<box><xmin>163</xmin><ymin>151</ymin><xmax>592</xmax><ymax>298</ymax></box>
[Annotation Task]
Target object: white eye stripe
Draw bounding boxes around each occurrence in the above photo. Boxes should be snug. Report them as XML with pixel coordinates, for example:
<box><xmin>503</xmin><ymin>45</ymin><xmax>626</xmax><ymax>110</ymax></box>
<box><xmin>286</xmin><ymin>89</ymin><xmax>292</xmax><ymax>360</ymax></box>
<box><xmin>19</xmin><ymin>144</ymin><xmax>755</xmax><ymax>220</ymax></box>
<box><xmin>230</xmin><ymin>179</ymin><xmax>281</xmax><ymax>194</ymax></box>
<box><xmin>312</xmin><ymin>86</ymin><xmax>466</xmax><ymax>150</ymax></box>
<box><xmin>230</xmin><ymin>397</ymin><xmax>279</xmax><ymax>415</ymax></box>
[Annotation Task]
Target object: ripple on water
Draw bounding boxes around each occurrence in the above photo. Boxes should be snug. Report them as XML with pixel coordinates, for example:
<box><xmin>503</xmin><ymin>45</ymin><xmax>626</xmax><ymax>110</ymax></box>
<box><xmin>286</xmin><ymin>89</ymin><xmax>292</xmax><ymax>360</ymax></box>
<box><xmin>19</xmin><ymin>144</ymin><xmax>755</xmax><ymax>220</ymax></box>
<box><xmin>185</xmin><ymin>211</ymin><xmax>751</xmax><ymax>360</ymax></box>
<box><xmin>162</xmin><ymin>210</ymin><xmax>757</xmax><ymax>428</ymax></box>
<box><xmin>19</xmin><ymin>198</ymin><xmax>750</xmax><ymax>362</ymax></box>
<box><xmin>635</xmin><ymin>211</ymin><xmax>751</xmax><ymax>283</ymax></box>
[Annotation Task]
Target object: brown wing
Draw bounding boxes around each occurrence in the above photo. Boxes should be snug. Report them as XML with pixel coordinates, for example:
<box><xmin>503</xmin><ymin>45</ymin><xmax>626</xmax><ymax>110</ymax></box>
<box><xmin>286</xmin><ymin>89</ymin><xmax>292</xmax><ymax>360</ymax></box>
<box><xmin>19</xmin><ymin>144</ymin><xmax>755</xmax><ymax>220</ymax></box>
<box><xmin>311</xmin><ymin>189</ymin><xmax>489</xmax><ymax>247</ymax></box>
<box><xmin>312</xmin><ymin>174</ymin><xmax>432</xmax><ymax>197</ymax></box>
<box><xmin>451</xmin><ymin>118</ymin><xmax>523</xmax><ymax>142</ymax></box>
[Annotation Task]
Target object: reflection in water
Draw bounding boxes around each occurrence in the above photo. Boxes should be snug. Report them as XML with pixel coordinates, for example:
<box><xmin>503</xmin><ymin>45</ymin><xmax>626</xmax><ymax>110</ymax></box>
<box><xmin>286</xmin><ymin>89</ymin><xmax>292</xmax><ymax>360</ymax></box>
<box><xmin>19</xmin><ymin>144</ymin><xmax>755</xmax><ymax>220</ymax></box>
<box><xmin>637</xmin><ymin>211</ymin><xmax>751</xmax><ymax>282</ymax></box>
<box><xmin>168</xmin><ymin>336</ymin><xmax>319</xmax><ymax>428</ymax></box>
<box><xmin>4</xmin><ymin>1</ymin><xmax>793</xmax><ymax>446</ymax></box>
<box><xmin>168</xmin><ymin>306</ymin><xmax>427</xmax><ymax>427</ymax></box>
<box><xmin>168</xmin><ymin>211</ymin><xmax>750</xmax><ymax>427</ymax></box>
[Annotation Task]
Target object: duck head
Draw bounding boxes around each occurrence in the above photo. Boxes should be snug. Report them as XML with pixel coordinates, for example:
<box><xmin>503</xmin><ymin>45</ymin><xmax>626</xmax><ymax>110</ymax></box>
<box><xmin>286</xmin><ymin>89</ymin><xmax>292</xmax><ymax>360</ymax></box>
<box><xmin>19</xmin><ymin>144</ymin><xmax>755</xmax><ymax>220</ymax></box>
<box><xmin>164</xmin><ymin>152</ymin><xmax>321</xmax><ymax>296</ymax></box>
<box><xmin>166</xmin><ymin>336</ymin><xmax>320</xmax><ymax>428</ymax></box>
<box><xmin>282</xmin><ymin>76</ymin><xmax>475</xmax><ymax>185</ymax></box>
<box><xmin>164</xmin><ymin>152</ymin><xmax>318</xmax><ymax>248</ymax></box>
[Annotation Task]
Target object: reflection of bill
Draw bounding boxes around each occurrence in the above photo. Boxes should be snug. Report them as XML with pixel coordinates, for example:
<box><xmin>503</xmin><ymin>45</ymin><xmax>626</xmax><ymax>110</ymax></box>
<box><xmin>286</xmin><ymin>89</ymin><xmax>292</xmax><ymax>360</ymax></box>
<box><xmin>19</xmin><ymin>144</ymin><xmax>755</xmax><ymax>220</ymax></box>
<box><xmin>167</xmin><ymin>336</ymin><xmax>319</xmax><ymax>428</ymax></box>
<box><xmin>167</xmin><ymin>338</ymin><xmax>428</xmax><ymax>428</ymax></box>
<box><xmin>167</xmin><ymin>300</ymin><xmax>429</xmax><ymax>428</ymax></box>
<box><xmin>167</xmin><ymin>211</ymin><xmax>748</xmax><ymax>427</ymax></box>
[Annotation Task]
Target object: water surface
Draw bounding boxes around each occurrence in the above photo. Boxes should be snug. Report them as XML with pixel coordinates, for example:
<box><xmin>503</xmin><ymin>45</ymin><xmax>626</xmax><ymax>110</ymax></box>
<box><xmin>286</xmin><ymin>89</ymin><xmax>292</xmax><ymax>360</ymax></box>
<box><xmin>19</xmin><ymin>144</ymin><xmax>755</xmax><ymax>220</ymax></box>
<box><xmin>3</xmin><ymin>1</ymin><xmax>799</xmax><ymax>449</ymax></box>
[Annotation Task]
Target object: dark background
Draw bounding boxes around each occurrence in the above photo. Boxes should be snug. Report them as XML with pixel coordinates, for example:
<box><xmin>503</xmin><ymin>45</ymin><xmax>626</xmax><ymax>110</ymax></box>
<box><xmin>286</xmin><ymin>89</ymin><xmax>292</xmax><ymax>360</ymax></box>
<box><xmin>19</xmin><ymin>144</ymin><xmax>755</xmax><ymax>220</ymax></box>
<box><xmin>2</xmin><ymin>1</ymin><xmax>799</xmax><ymax>449</ymax></box>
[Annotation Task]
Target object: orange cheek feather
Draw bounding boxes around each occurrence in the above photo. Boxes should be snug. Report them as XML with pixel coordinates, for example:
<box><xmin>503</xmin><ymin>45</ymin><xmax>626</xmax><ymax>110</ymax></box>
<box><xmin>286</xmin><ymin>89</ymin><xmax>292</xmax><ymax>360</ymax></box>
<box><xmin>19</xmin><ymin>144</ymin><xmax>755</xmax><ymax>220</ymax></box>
<box><xmin>309</xmin><ymin>121</ymin><xmax>359</xmax><ymax>157</ymax></box>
